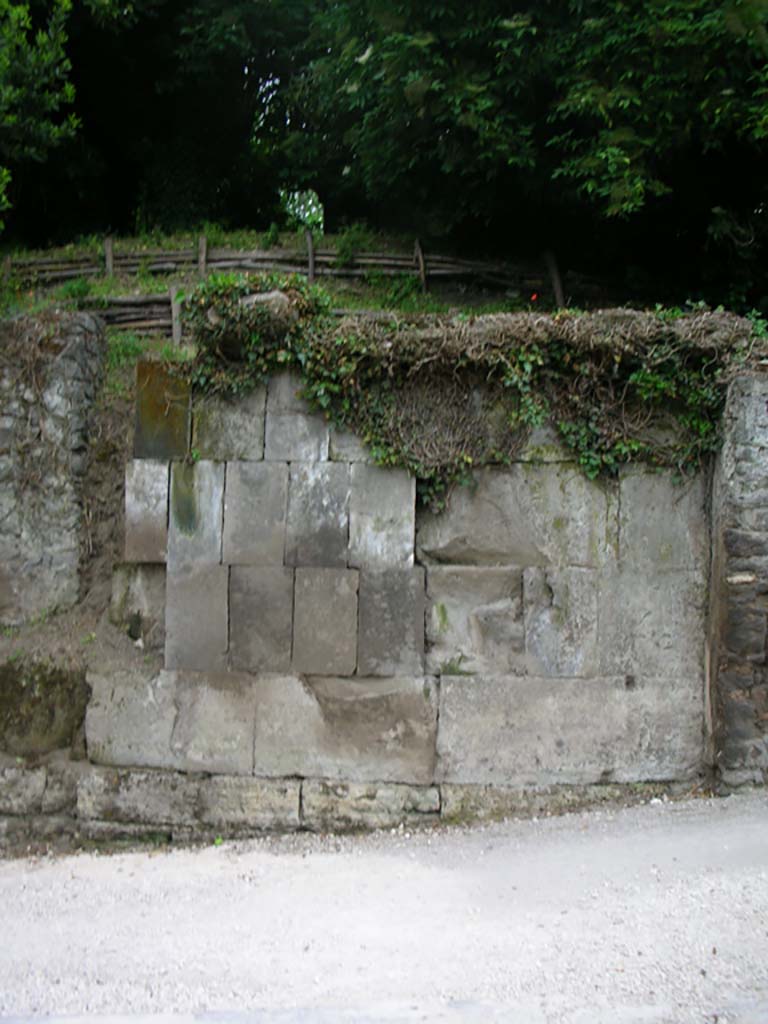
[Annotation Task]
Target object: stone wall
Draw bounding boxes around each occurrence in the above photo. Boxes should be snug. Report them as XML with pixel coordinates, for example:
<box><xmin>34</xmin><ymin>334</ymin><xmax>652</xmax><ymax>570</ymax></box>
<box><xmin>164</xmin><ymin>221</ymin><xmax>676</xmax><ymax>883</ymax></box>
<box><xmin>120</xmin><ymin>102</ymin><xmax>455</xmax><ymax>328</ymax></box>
<box><xmin>0</xmin><ymin>314</ymin><xmax>104</xmax><ymax>624</ymax></box>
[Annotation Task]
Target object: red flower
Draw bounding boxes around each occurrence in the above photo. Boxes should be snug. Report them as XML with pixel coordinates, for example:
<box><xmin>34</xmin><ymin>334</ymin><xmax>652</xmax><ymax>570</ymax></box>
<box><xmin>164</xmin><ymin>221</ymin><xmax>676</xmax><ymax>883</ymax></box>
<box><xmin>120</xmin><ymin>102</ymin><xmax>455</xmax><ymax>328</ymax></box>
<box><xmin>530</xmin><ymin>292</ymin><xmax>538</xmax><ymax>302</ymax></box>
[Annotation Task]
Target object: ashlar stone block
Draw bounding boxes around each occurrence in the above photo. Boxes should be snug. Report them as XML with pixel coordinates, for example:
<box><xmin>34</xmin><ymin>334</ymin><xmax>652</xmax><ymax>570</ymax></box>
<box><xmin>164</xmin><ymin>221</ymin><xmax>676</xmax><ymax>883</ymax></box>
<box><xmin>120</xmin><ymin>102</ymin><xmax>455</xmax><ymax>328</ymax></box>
<box><xmin>77</xmin><ymin>767</ymin><xmax>199</xmax><ymax>826</ymax></box>
<box><xmin>264</xmin><ymin>411</ymin><xmax>330</xmax><ymax>461</ymax></box>
<box><xmin>167</xmin><ymin>460</ymin><xmax>224</xmax><ymax>569</ymax></box>
<box><xmin>349</xmin><ymin>464</ymin><xmax>415</xmax><ymax>568</ymax></box>
<box><xmin>169</xmin><ymin>671</ymin><xmax>256</xmax><ymax>775</ymax></box>
<box><xmin>199</xmin><ymin>776</ymin><xmax>300</xmax><ymax>831</ymax></box>
<box><xmin>523</xmin><ymin>567</ymin><xmax>599</xmax><ymax>677</ymax></box>
<box><xmin>223</xmin><ymin>461</ymin><xmax>288</xmax><ymax>566</ymax></box>
<box><xmin>124</xmin><ymin>459</ymin><xmax>169</xmax><ymax>563</ymax></box>
<box><xmin>426</xmin><ymin>567</ymin><xmax>524</xmax><ymax>675</ymax></box>
<box><xmin>358</xmin><ymin>568</ymin><xmax>425</xmax><ymax>676</ymax></box>
<box><xmin>285</xmin><ymin>463</ymin><xmax>350</xmax><ymax>568</ymax></box>
<box><xmin>292</xmin><ymin>568</ymin><xmax>358</xmax><ymax>675</ymax></box>
<box><xmin>230</xmin><ymin>566</ymin><xmax>294</xmax><ymax>672</ymax></box>
<box><xmin>133</xmin><ymin>361</ymin><xmax>190</xmax><ymax>460</ymax></box>
<box><xmin>192</xmin><ymin>387</ymin><xmax>266</xmax><ymax>460</ymax></box>
<box><xmin>619</xmin><ymin>470</ymin><xmax>707</xmax><ymax>572</ymax></box>
<box><xmin>110</xmin><ymin>563</ymin><xmax>166</xmax><ymax>649</ymax></box>
<box><xmin>165</xmin><ymin>564</ymin><xmax>229</xmax><ymax>671</ymax></box>
<box><xmin>252</xmin><ymin>674</ymin><xmax>438</xmax><ymax>784</ymax></box>
<box><xmin>267</xmin><ymin>370</ymin><xmax>310</xmax><ymax>414</ymax></box>
<box><xmin>302</xmin><ymin>780</ymin><xmax>440</xmax><ymax>831</ymax></box>
<box><xmin>329</xmin><ymin>426</ymin><xmax>371</xmax><ymax>462</ymax></box>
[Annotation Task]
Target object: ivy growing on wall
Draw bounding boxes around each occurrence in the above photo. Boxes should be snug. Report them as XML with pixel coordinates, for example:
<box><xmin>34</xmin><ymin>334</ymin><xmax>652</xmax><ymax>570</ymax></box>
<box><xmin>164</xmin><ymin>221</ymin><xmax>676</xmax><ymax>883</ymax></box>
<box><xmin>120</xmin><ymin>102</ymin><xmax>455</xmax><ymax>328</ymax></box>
<box><xmin>181</xmin><ymin>273</ymin><xmax>760</xmax><ymax>509</ymax></box>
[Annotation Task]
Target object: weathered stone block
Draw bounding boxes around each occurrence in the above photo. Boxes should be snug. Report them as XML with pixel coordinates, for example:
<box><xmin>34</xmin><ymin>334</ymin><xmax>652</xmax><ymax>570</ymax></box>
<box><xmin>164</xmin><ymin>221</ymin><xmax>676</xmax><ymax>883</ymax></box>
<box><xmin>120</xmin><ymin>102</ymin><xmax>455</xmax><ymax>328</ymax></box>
<box><xmin>417</xmin><ymin>465</ymin><xmax>617</xmax><ymax>568</ymax></box>
<box><xmin>41</xmin><ymin>759</ymin><xmax>89</xmax><ymax>815</ymax></box>
<box><xmin>170</xmin><ymin>672</ymin><xmax>256</xmax><ymax>775</ymax></box>
<box><xmin>133</xmin><ymin>361</ymin><xmax>190</xmax><ymax>459</ymax></box>
<box><xmin>723</xmin><ymin>605</ymin><xmax>767</xmax><ymax>661</ymax></box>
<box><xmin>230</xmin><ymin>566</ymin><xmax>294</xmax><ymax>672</ymax></box>
<box><xmin>124</xmin><ymin>460</ymin><xmax>169</xmax><ymax>562</ymax></box>
<box><xmin>524</xmin><ymin>567</ymin><xmax>599</xmax><ymax>677</ymax></box>
<box><xmin>192</xmin><ymin>387</ymin><xmax>266</xmax><ymax>460</ymax></box>
<box><xmin>165</xmin><ymin>565</ymin><xmax>229</xmax><ymax>671</ymax></box>
<box><xmin>267</xmin><ymin>370</ymin><xmax>309</xmax><ymax>413</ymax></box>
<box><xmin>285</xmin><ymin>463</ymin><xmax>350</xmax><ymax>567</ymax></box>
<box><xmin>599</xmin><ymin>570</ymin><xmax>706</xmax><ymax>680</ymax></box>
<box><xmin>292</xmin><ymin>568</ymin><xmax>358</xmax><ymax>675</ymax></box>
<box><xmin>85</xmin><ymin>669</ymin><xmax>180</xmax><ymax>770</ymax></box>
<box><xmin>252</xmin><ymin>675</ymin><xmax>438</xmax><ymax>784</ymax></box>
<box><xmin>329</xmin><ymin>426</ymin><xmax>371</xmax><ymax>462</ymax></box>
<box><xmin>167</xmin><ymin>460</ymin><xmax>224</xmax><ymax>569</ymax></box>
<box><xmin>222</xmin><ymin>461</ymin><xmax>288</xmax><ymax>566</ymax></box>
<box><xmin>515</xmin><ymin>423</ymin><xmax>570</xmax><ymax>463</ymax></box>
<box><xmin>426</xmin><ymin>567</ymin><xmax>524</xmax><ymax>675</ymax></box>
<box><xmin>437</xmin><ymin>675</ymin><xmax>704</xmax><ymax>786</ymax></box>
<box><xmin>77</xmin><ymin>767</ymin><xmax>199</xmax><ymax>826</ymax></box>
<box><xmin>358</xmin><ymin>568</ymin><xmax>425</xmax><ymax>676</ymax></box>
<box><xmin>302</xmin><ymin>779</ymin><xmax>440</xmax><ymax>831</ymax></box>
<box><xmin>110</xmin><ymin>562</ymin><xmax>166</xmax><ymax>648</ymax></box>
<box><xmin>619</xmin><ymin>470</ymin><xmax>707</xmax><ymax>572</ymax></box>
<box><xmin>0</xmin><ymin>767</ymin><xmax>46</xmax><ymax>815</ymax></box>
<box><xmin>264</xmin><ymin>411</ymin><xmax>330</xmax><ymax>461</ymax></box>
<box><xmin>199</xmin><ymin>776</ymin><xmax>300</xmax><ymax>831</ymax></box>
<box><xmin>349</xmin><ymin>464</ymin><xmax>415</xmax><ymax>568</ymax></box>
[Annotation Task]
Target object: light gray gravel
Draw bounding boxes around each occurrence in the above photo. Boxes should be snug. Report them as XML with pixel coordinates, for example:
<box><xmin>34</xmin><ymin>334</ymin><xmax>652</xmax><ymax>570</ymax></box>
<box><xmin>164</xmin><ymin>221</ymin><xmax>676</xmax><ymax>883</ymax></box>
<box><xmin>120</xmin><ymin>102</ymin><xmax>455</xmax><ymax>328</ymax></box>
<box><xmin>1</xmin><ymin>792</ymin><xmax>767</xmax><ymax>1024</ymax></box>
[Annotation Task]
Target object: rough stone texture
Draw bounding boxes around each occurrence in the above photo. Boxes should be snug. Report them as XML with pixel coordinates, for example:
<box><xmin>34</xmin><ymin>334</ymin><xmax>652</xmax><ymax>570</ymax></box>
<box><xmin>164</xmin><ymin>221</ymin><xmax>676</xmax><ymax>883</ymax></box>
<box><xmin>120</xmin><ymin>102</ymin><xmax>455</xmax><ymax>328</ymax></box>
<box><xmin>348</xmin><ymin>464</ymin><xmax>416</xmax><ymax>568</ymax></box>
<box><xmin>514</xmin><ymin>423</ymin><xmax>570</xmax><ymax>463</ymax></box>
<box><xmin>229</xmin><ymin>566</ymin><xmax>294</xmax><ymax>672</ymax></box>
<box><xmin>417</xmin><ymin>466</ymin><xmax>617</xmax><ymax>568</ymax></box>
<box><xmin>524</xmin><ymin>567</ymin><xmax>599</xmax><ymax>677</ymax></box>
<box><xmin>0</xmin><ymin>767</ymin><xmax>46</xmax><ymax>815</ymax></box>
<box><xmin>192</xmin><ymin>388</ymin><xmax>266</xmax><ymax>461</ymax></box>
<box><xmin>198</xmin><ymin>776</ymin><xmax>300</xmax><ymax>831</ymax></box>
<box><xmin>426</xmin><ymin>567</ymin><xmax>524</xmax><ymax>676</ymax></box>
<box><xmin>264</xmin><ymin>411</ymin><xmax>330</xmax><ymax>462</ymax></box>
<box><xmin>358</xmin><ymin>568</ymin><xmax>425</xmax><ymax>676</ymax></box>
<box><xmin>285</xmin><ymin>463</ymin><xmax>350</xmax><ymax>567</ymax></box>
<box><xmin>437</xmin><ymin>674</ymin><xmax>703</xmax><ymax>787</ymax></box>
<box><xmin>0</xmin><ymin>660</ymin><xmax>89</xmax><ymax>757</ymax></box>
<box><xmin>167</xmin><ymin>460</ymin><xmax>224</xmax><ymax>570</ymax></box>
<box><xmin>329</xmin><ymin>426</ymin><xmax>371</xmax><ymax>462</ymax></box>
<box><xmin>86</xmin><ymin>669</ymin><xmax>180</xmax><ymax>771</ymax></box>
<box><xmin>133</xmin><ymin>361</ymin><xmax>190</xmax><ymax>460</ymax></box>
<box><xmin>711</xmin><ymin>374</ymin><xmax>768</xmax><ymax>780</ymax></box>
<box><xmin>302</xmin><ymin>779</ymin><xmax>440</xmax><ymax>831</ymax></box>
<box><xmin>165</xmin><ymin>565</ymin><xmax>229</xmax><ymax>671</ymax></box>
<box><xmin>267</xmin><ymin>371</ymin><xmax>310</xmax><ymax>414</ymax></box>
<box><xmin>619</xmin><ymin>470</ymin><xmax>708</xmax><ymax>571</ymax></box>
<box><xmin>109</xmin><ymin>563</ymin><xmax>166</xmax><ymax>649</ymax></box>
<box><xmin>77</xmin><ymin>767</ymin><xmax>199</xmax><ymax>826</ymax></box>
<box><xmin>124</xmin><ymin>460</ymin><xmax>169</xmax><ymax>563</ymax></box>
<box><xmin>170</xmin><ymin>672</ymin><xmax>256</xmax><ymax>775</ymax></box>
<box><xmin>41</xmin><ymin>759</ymin><xmax>89</xmax><ymax>815</ymax></box>
<box><xmin>222</xmin><ymin>462</ymin><xmax>288</xmax><ymax>566</ymax></box>
<box><xmin>292</xmin><ymin>568</ymin><xmax>358</xmax><ymax>675</ymax></box>
<box><xmin>598</xmin><ymin>570</ymin><xmax>705</xmax><ymax>681</ymax></box>
<box><xmin>252</xmin><ymin>675</ymin><xmax>438</xmax><ymax>784</ymax></box>
<box><xmin>0</xmin><ymin>314</ymin><xmax>104</xmax><ymax>624</ymax></box>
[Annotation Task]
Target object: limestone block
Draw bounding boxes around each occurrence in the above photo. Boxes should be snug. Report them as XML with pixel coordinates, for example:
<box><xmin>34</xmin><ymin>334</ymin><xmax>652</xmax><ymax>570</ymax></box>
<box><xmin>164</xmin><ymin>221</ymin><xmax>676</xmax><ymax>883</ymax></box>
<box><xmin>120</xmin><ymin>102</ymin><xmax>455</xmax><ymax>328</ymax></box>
<box><xmin>329</xmin><ymin>426</ymin><xmax>371</xmax><ymax>462</ymax></box>
<box><xmin>267</xmin><ymin>370</ymin><xmax>310</xmax><ymax>413</ymax></box>
<box><xmin>252</xmin><ymin>674</ymin><xmax>438</xmax><ymax>784</ymax></box>
<box><xmin>133</xmin><ymin>361</ymin><xmax>190</xmax><ymax>459</ymax></box>
<box><xmin>292</xmin><ymin>568</ymin><xmax>358</xmax><ymax>675</ymax></box>
<box><xmin>619</xmin><ymin>470</ymin><xmax>707</xmax><ymax>572</ymax></box>
<box><xmin>515</xmin><ymin>423</ymin><xmax>570</xmax><ymax>463</ymax></box>
<box><xmin>417</xmin><ymin>466</ymin><xmax>617</xmax><ymax>568</ymax></box>
<box><xmin>192</xmin><ymin>387</ymin><xmax>266</xmax><ymax>460</ymax></box>
<box><xmin>167</xmin><ymin>460</ymin><xmax>224</xmax><ymax>569</ymax></box>
<box><xmin>437</xmin><ymin>675</ymin><xmax>704</xmax><ymax>787</ymax></box>
<box><xmin>285</xmin><ymin>463</ymin><xmax>350</xmax><ymax>567</ymax></box>
<box><xmin>230</xmin><ymin>566</ymin><xmax>294</xmax><ymax>672</ymax></box>
<box><xmin>265</xmin><ymin>412</ymin><xmax>330</xmax><ymax>461</ymax></box>
<box><xmin>349</xmin><ymin>464</ymin><xmax>415</xmax><ymax>568</ymax></box>
<box><xmin>0</xmin><ymin>767</ymin><xmax>46</xmax><ymax>815</ymax></box>
<box><xmin>77</xmin><ymin>768</ymin><xmax>199</xmax><ymax>826</ymax></box>
<box><xmin>223</xmin><ymin>461</ymin><xmax>288</xmax><ymax>566</ymax></box>
<box><xmin>358</xmin><ymin>568</ymin><xmax>425</xmax><ymax>676</ymax></box>
<box><xmin>85</xmin><ymin>669</ymin><xmax>180</xmax><ymax>770</ymax></box>
<box><xmin>124</xmin><ymin>460</ymin><xmax>169</xmax><ymax>562</ymax></box>
<box><xmin>109</xmin><ymin>563</ymin><xmax>166</xmax><ymax>649</ymax></box>
<box><xmin>170</xmin><ymin>672</ymin><xmax>256</xmax><ymax>775</ymax></box>
<box><xmin>426</xmin><ymin>567</ymin><xmax>524</xmax><ymax>675</ymax></box>
<box><xmin>523</xmin><ymin>567</ymin><xmax>599</xmax><ymax>677</ymax></box>
<box><xmin>598</xmin><ymin>569</ymin><xmax>705</xmax><ymax>680</ymax></box>
<box><xmin>198</xmin><ymin>776</ymin><xmax>300</xmax><ymax>831</ymax></box>
<box><xmin>41</xmin><ymin>760</ymin><xmax>89</xmax><ymax>815</ymax></box>
<box><xmin>165</xmin><ymin>565</ymin><xmax>229</xmax><ymax>671</ymax></box>
<box><xmin>302</xmin><ymin>779</ymin><xmax>440</xmax><ymax>831</ymax></box>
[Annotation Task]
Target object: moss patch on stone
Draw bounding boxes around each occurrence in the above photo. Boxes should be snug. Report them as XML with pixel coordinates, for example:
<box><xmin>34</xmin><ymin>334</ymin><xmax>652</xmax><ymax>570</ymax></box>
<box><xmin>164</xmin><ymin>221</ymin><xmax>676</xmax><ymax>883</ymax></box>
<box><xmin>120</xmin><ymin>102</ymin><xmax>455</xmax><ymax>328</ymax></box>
<box><xmin>0</xmin><ymin>656</ymin><xmax>90</xmax><ymax>757</ymax></box>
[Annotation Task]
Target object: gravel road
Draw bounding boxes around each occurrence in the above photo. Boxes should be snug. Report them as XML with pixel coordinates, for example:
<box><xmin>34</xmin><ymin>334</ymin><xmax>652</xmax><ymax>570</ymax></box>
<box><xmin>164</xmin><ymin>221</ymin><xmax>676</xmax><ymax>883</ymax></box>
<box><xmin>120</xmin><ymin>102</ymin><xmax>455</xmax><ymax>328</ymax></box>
<box><xmin>1</xmin><ymin>792</ymin><xmax>767</xmax><ymax>1024</ymax></box>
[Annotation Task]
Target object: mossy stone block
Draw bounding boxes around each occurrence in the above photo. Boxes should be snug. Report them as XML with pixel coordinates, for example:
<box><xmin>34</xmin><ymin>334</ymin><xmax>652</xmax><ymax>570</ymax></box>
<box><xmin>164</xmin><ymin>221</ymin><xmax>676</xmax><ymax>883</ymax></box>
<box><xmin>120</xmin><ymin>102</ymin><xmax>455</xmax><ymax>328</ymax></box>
<box><xmin>134</xmin><ymin>361</ymin><xmax>190</xmax><ymax>460</ymax></box>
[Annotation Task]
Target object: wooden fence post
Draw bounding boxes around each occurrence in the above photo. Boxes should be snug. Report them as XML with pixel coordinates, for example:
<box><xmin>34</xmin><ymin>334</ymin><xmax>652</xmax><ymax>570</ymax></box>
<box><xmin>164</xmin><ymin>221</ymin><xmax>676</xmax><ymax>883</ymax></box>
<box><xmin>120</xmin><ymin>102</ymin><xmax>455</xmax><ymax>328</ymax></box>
<box><xmin>169</xmin><ymin>286</ymin><xmax>182</xmax><ymax>345</ymax></box>
<box><xmin>544</xmin><ymin>249</ymin><xmax>565</xmax><ymax>308</ymax></box>
<box><xmin>305</xmin><ymin>229</ymin><xmax>315</xmax><ymax>284</ymax></box>
<box><xmin>414</xmin><ymin>239</ymin><xmax>428</xmax><ymax>292</ymax></box>
<box><xmin>198</xmin><ymin>235</ymin><xmax>208</xmax><ymax>277</ymax></box>
<box><xmin>104</xmin><ymin>236</ymin><xmax>114</xmax><ymax>277</ymax></box>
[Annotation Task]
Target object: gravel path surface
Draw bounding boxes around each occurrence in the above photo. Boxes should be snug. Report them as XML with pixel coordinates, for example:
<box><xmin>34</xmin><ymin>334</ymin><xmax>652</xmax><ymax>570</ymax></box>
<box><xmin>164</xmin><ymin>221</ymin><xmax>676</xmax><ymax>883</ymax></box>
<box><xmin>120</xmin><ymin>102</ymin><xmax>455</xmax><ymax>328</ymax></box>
<box><xmin>1</xmin><ymin>792</ymin><xmax>767</xmax><ymax>1024</ymax></box>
